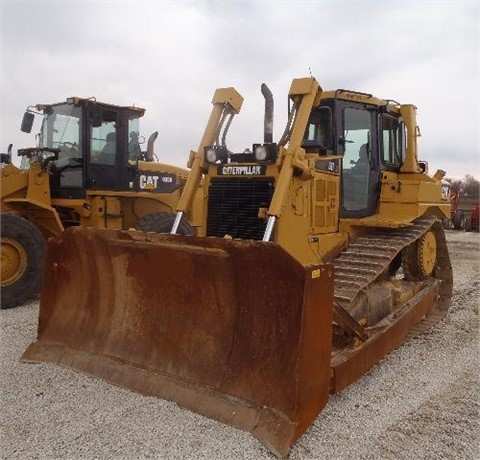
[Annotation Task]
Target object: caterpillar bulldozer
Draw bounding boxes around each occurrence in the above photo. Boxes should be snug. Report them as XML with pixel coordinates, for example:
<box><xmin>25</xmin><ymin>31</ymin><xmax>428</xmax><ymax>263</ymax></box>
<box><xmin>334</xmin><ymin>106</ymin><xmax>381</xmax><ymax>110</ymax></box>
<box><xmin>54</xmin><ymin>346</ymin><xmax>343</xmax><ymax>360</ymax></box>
<box><xmin>1</xmin><ymin>97</ymin><xmax>196</xmax><ymax>309</ymax></box>
<box><xmin>22</xmin><ymin>78</ymin><xmax>452</xmax><ymax>457</ymax></box>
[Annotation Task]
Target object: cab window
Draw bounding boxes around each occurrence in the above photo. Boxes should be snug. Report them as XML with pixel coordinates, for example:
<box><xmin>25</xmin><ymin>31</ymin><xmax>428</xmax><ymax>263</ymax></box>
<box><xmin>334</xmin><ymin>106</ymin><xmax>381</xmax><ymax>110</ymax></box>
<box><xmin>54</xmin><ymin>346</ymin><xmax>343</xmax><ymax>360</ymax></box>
<box><xmin>90</xmin><ymin>109</ymin><xmax>117</xmax><ymax>165</ymax></box>
<box><xmin>303</xmin><ymin>106</ymin><xmax>334</xmax><ymax>155</ymax></box>
<box><xmin>128</xmin><ymin>117</ymin><xmax>141</xmax><ymax>161</ymax></box>
<box><xmin>40</xmin><ymin>103</ymin><xmax>83</xmax><ymax>188</ymax></box>
<box><xmin>381</xmin><ymin>114</ymin><xmax>405</xmax><ymax>167</ymax></box>
<box><xmin>341</xmin><ymin>107</ymin><xmax>372</xmax><ymax>212</ymax></box>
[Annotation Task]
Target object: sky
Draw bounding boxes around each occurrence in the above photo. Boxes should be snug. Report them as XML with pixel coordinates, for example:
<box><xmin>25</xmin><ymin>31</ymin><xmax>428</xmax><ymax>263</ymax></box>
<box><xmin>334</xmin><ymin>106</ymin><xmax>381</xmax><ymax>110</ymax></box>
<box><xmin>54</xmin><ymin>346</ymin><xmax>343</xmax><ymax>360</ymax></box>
<box><xmin>1</xmin><ymin>0</ymin><xmax>479</xmax><ymax>180</ymax></box>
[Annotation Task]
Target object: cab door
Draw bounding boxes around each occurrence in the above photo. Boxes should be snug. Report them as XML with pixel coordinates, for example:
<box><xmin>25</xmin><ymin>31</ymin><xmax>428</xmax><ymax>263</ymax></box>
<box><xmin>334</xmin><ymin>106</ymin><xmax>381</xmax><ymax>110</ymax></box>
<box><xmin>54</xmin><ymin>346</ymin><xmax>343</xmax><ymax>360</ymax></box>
<box><xmin>87</xmin><ymin>106</ymin><xmax>127</xmax><ymax>191</ymax></box>
<box><xmin>338</xmin><ymin>103</ymin><xmax>380</xmax><ymax>218</ymax></box>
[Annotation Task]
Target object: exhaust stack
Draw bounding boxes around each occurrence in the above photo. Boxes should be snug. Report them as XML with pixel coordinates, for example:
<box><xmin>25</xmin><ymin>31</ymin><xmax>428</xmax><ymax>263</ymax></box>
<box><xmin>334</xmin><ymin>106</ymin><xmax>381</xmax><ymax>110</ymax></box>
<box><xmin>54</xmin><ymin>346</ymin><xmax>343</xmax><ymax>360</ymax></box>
<box><xmin>145</xmin><ymin>131</ymin><xmax>159</xmax><ymax>161</ymax></box>
<box><xmin>261</xmin><ymin>83</ymin><xmax>274</xmax><ymax>143</ymax></box>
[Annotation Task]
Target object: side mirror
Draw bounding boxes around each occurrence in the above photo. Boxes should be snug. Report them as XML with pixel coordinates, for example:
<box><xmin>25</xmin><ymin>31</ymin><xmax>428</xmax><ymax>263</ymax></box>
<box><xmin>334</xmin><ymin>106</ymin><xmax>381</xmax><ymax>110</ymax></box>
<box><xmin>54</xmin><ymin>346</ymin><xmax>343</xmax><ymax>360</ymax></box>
<box><xmin>1</xmin><ymin>145</ymin><xmax>12</xmax><ymax>164</ymax></box>
<box><xmin>21</xmin><ymin>112</ymin><xmax>35</xmax><ymax>133</ymax></box>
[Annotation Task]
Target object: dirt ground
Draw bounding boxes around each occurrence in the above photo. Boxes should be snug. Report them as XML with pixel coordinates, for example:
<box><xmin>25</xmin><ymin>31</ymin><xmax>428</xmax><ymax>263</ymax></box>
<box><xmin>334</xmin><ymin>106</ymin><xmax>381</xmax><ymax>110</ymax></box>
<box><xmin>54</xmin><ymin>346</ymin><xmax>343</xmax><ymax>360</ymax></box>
<box><xmin>1</xmin><ymin>230</ymin><xmax>479</xmax><ymax>459</ymax></box>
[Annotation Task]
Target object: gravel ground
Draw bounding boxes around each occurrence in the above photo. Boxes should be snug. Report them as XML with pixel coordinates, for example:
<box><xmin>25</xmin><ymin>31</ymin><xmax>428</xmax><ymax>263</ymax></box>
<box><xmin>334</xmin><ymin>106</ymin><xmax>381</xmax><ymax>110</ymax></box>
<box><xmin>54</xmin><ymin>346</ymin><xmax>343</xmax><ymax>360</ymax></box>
<box><xmin>1</xmin><ymin>230</ymin><xmax>479</xmax><ymax>460</ymax></box>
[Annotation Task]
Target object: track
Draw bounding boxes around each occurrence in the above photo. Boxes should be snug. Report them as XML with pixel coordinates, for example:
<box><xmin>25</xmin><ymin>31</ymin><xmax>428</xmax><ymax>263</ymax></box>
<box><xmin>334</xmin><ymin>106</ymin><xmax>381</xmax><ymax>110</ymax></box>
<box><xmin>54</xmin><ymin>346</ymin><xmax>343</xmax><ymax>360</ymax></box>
<box><xmin>329</xmin><ymin>216</ymin><xmax>454</xmax><ymax>392</ymax></box>
<box><xmin>333</xmin><ymin>216</ymin><xmax>453</xmax><ymax>329</ymax></box>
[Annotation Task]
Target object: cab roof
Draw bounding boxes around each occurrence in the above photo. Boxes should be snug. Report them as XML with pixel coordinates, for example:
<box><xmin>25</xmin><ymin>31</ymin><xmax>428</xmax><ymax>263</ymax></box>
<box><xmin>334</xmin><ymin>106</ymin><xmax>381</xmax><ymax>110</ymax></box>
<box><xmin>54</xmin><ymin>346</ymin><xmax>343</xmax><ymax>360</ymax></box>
<box><xmin>321</xmin><ymin>89</ymin><xmax>403</xmax><ymax>114</ymax></box>
<box><xmin>36</xmin><ymin>96</ymin><xmax>146</xmax><ymax>117</ymax></box>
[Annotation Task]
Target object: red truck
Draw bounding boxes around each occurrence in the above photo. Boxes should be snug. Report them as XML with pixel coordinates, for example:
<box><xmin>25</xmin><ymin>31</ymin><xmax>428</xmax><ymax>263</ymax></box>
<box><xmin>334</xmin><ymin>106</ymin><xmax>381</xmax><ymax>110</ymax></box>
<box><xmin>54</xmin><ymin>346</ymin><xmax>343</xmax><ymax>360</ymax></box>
<box><xmin>446</xmin><ymin>188</ymin><xmax>479</xmax><ymax>231</ymax></box>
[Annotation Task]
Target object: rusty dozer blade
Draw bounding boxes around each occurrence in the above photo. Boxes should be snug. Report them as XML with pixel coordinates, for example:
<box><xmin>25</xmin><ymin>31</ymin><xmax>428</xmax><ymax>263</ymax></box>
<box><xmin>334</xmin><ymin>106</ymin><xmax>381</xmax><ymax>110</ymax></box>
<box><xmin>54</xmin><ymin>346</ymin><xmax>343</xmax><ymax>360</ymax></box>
<box><xmin>22</xmin><ymin>227</ymin><xmax>334</xmax><ymax>457</ymax></box>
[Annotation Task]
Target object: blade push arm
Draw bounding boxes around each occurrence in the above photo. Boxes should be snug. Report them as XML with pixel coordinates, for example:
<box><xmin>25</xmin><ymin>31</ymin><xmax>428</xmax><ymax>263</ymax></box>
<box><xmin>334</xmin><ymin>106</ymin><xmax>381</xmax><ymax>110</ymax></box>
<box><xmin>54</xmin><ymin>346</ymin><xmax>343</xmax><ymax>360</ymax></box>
<box><xmin>172</xmin><ymin>88</ymin><xmax>243</xmax><ymax>234</ymax></box>
<box><xmin>263</xmin><ymin>77</ymin><xmax>323</xmax><ymax>241</ymax></box>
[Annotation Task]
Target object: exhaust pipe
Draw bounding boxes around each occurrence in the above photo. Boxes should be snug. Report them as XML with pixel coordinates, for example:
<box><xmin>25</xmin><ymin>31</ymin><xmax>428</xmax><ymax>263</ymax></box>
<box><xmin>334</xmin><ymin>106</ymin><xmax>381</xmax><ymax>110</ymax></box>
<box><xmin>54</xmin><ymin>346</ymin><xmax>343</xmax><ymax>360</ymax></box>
<box><xmin>146</xmin><ymin>131</ymin><xmax>159</xmax><ymax>161</ymax></box>
<box><xmin>261</xmin><ymin>83</ymin><xmax>274</xmax><ymax>143</ymax></box>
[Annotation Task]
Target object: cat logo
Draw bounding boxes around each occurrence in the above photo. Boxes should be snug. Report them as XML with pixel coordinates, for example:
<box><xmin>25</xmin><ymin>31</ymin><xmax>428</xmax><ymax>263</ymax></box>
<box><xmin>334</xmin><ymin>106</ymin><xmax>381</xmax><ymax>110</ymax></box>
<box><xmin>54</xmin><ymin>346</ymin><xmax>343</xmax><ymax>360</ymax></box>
<box><xmin>139</xmin><ymin>175</ymin><xmax>159</xmax><ymax>190</ymax></box>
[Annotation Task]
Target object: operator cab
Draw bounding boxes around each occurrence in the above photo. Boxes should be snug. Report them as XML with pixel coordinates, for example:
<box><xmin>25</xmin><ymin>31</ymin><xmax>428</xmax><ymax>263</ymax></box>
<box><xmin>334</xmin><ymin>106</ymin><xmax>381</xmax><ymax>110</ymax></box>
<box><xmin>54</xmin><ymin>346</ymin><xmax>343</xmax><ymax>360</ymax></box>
<box><xmin>303</xmin><ymin>91</ymin><xmax>407</xmax><ymax>219</ymax></box>
<box><xmin>22</xmin><ymin>97</ymin><xmax>150</xmax><ymax>199</ymax></box>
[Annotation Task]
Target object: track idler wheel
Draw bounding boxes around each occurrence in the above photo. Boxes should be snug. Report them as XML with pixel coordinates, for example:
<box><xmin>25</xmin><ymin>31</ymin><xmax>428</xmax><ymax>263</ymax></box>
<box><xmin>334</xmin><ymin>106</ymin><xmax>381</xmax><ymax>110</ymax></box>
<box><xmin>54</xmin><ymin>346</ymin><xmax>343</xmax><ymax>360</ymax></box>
<box><xmin>403</xmin><ymin>229</ymin><xmax>437</xmax><ymax>280</ymax></box>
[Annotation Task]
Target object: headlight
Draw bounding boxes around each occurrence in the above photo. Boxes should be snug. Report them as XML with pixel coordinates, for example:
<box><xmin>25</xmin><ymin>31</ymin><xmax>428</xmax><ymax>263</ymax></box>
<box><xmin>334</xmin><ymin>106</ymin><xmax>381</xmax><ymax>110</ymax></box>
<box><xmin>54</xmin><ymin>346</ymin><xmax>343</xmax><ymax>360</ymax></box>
<box><xmin>205</xmin><ymin>147</ymin><xmax>217</xmax><ymax>163</ymax></box>
<box><xmin>254</xmin><ymin>145</ymin><xmax>267</xmax><ymax>161</ymax></box>
<box><xmin>252</xmin><ymin>143</ymin><xmax>278</xmax><ymax>163</ymax></box>
<box><xmin>204</xmin><ymin>146</ymin><xmax>229</xmax><ymax>163</ymax></box>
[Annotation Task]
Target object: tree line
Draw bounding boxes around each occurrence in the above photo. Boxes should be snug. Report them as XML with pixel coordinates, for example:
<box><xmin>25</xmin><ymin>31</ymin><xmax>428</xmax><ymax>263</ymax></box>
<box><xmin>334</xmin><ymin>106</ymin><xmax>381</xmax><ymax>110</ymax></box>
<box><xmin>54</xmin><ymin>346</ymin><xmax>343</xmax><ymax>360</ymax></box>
<box><xmin>446</xmin><ymin>174</ymin><xmax>479</xmax><ymax>197</ymax></box>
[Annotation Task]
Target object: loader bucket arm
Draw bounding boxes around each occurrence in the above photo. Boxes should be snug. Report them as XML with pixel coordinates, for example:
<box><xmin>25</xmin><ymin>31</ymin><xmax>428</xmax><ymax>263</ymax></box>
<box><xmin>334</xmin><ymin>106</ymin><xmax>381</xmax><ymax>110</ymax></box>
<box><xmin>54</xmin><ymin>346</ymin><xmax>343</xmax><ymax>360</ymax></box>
<box><xmin>22</xmin><ymin>227</ymin><xmax>334</xmax><ymax>457</ymax></box>
<box><xmin>172</xmin><ymin>88</ymin><xmax>243</xmax><ymax>233</ymax></box>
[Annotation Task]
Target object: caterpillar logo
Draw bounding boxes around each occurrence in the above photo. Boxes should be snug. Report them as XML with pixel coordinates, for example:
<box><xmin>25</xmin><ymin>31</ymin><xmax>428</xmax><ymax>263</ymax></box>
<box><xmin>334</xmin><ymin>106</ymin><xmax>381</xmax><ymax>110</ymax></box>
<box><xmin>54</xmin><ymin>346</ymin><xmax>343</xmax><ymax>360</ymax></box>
<box><xmin>218</xmin><ymin>165</ymin><xmax>266</xmax><ymax>175</ymax></box>
<box><xmin>136</xmin><ymin>173</ymin><xmax>176</xmax><ymax>193</ymax></box>
<box><xmin>139</xmin><ymin>175</ymin><xmax>160</xmax><ymax>190</ymax></box>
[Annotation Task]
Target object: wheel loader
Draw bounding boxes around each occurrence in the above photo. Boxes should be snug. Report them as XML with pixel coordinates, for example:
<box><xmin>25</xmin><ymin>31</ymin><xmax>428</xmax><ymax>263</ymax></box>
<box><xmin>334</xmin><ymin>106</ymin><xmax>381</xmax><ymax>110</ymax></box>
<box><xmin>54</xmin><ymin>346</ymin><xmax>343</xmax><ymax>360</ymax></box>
<box><xmin>22</xmin><ymin>78</ymin><xmax>452</xmax><ymax>457</ymax></box>
<box><xmin>1</xmin><ymin>97</ymin><xmax>197</xmax><ymax>309</ymax></box>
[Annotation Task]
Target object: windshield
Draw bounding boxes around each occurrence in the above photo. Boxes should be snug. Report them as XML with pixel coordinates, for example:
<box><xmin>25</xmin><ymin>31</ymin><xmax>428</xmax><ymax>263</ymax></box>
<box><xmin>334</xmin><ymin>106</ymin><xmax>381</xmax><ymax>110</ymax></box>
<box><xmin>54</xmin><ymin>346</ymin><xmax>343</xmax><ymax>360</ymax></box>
<box><xmin>40</xmin><ymin>103</ymin><xmax>82</xmax><ymax>153</ymax></box>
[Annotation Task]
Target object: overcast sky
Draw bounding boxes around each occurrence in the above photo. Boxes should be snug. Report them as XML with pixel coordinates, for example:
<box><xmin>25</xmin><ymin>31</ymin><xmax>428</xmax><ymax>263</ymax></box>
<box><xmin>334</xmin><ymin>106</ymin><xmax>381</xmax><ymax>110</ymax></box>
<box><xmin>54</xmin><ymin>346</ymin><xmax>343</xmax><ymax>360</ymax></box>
<box><xmin>1</xmin><ymin>1</ymin><xmax>478</xmax><ymax>179</ymax></box>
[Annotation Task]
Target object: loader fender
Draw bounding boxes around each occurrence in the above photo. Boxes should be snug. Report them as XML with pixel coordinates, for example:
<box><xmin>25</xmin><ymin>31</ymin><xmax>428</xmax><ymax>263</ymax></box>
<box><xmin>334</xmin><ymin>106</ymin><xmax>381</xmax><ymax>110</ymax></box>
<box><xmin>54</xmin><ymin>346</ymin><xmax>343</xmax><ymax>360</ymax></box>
<box><xmin>22</xmin><ymin>227</ymin><xmax>334</xmax><ymax>457</ymax></box>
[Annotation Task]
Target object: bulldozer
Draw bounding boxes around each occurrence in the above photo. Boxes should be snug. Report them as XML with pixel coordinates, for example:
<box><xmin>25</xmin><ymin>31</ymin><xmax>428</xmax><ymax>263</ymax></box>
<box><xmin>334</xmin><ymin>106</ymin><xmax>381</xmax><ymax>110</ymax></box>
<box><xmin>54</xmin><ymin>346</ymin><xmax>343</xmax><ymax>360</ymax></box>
<box><xmin>22</xmin><ymin>78</ymin><xmax>452</xmax><ymax>457</ymax></box>
<box><xmin>1</xmin><ymin>97</ymin><xmax>197</xmax><ymax>309</ymax></box>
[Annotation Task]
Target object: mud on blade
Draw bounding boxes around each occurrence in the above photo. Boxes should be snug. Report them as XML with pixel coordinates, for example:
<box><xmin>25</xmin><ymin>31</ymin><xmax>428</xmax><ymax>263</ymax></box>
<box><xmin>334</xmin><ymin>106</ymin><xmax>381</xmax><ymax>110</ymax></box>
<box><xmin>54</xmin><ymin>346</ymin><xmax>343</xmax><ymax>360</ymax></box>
<box><xmin>22</xmin><ymin>227</ymin><xmax>334</xmax><ymax>457</ymax></box>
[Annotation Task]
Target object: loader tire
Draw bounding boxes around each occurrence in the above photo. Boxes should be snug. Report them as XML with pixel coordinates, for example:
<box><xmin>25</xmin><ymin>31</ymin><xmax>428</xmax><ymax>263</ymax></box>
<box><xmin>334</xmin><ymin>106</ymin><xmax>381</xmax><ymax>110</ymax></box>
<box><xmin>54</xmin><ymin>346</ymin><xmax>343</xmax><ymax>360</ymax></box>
<box><xmin>1</xmin><ymin>213</ymin><xmax>46</xmax><ymax>309</ymax></box>
<box><xmin>135</xmin><ymin>212</ymin><xmax>195</xmax><ymax>235</ymax></box>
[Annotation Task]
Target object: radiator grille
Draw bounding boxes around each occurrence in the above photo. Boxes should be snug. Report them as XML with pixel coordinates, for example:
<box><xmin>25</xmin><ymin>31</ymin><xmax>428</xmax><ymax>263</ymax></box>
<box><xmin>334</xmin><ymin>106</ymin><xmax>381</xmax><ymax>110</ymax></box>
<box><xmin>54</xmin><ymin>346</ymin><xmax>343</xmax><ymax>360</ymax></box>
<box><xmin>206</xmin><ymin>178</ymin><xmax>274</xmax><ymax>240</ymax></box>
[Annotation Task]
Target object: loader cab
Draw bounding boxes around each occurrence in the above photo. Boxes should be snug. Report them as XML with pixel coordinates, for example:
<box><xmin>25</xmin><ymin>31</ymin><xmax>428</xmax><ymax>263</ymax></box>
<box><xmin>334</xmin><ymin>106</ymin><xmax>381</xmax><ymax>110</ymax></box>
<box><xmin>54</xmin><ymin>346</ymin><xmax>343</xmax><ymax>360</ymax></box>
<box><xmin>38</xmin><ymin>98</ymin><xmax>145</xmax><ymax>198</ymax></box>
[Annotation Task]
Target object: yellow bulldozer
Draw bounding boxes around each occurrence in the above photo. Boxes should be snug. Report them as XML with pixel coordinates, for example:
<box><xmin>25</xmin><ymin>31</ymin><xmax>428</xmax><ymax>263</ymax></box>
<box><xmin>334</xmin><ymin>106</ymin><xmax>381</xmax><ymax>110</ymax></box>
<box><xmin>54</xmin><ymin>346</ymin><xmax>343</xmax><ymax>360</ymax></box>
<box><xmin>22</xmin><ymin>78</ymin><xmax>452</xmax><ymax>457</ymax></box>
<box><xmin>1</xmin><ymin>97</ymin><xmax>196</xmax><ymax>309</ymax></box>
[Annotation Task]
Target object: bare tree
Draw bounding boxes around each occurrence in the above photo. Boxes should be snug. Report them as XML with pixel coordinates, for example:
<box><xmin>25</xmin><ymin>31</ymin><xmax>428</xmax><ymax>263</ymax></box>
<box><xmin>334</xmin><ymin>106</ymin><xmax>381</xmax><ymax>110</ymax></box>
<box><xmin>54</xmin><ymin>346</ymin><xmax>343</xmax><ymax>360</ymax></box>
<box><xmin>463</xmin><ymin>175</ymin><xmax>479</xmax><ymax>197</ymax></box>
<box><xmin>444</xmin><ymin>175</ymin><xmax>478</xmax><ymax>196</ymax></box>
